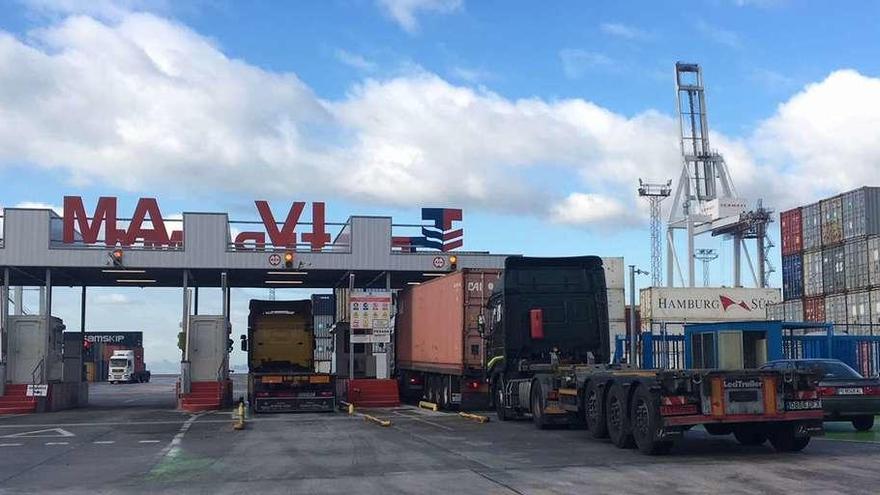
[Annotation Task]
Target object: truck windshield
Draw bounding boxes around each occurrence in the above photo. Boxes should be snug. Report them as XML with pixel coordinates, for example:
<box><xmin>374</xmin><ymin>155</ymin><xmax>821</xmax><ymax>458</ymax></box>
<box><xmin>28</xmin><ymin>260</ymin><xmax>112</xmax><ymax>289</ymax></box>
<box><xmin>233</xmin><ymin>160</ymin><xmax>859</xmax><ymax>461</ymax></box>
<box><xmin>110</xmin><ymin>359</ymin><xmax>129</xmax><ymax>367</ymax></box>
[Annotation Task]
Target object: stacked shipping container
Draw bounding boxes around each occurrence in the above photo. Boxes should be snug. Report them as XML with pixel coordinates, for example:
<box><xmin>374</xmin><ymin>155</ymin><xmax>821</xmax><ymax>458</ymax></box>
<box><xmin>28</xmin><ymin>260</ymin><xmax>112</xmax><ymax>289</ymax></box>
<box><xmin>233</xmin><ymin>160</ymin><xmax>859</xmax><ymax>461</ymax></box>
<box><xmin>777</xmin><ymin>186</ymin><xmax>880</xmax><ymax>334</ymax></box>
<box><xmin>312</xmin><ymin>294</ymin><xmax>335</xmax><ymax>373</ymax></box>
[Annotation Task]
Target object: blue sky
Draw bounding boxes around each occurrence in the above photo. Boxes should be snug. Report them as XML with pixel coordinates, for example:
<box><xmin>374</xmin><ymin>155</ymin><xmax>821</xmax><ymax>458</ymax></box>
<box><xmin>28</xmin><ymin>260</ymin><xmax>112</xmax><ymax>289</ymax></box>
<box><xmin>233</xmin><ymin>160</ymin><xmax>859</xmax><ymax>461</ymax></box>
<box><xmin>2</xmin><ymin>0</ymin><xmax>879</xmax><ymax>368</ymax></box>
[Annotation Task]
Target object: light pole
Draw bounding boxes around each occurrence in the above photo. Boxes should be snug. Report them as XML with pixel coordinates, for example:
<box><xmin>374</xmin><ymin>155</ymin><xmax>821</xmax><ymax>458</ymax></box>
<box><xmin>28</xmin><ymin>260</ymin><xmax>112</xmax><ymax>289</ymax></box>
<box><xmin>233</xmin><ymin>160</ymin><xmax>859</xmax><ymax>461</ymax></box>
<box><xmin>628</xmin><ymin>265</ymin><xmax>649</xmax><ymax>367</ymax></box>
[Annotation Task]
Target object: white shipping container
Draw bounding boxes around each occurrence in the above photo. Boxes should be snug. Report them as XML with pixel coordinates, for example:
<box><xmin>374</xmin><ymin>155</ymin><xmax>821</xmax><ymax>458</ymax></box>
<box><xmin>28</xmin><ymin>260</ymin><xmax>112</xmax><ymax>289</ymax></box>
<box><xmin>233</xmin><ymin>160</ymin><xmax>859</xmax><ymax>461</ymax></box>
<box><xmin>825</xmin><ymin>294</ymin><xmax>848</xmax><ymax>332</ymax></box>
<box><xmin>602</xmin><ymin>257</ymin><xmax>625</xmax><ymax>290</ymax></box>
<box><xmin>766</xmin><ymin>302</ymin><xmax>784</xmax><ymax>320</ymax></box>
<box><xmin>803</xmin><ymin>250</ymin><xmax>824</xmax><ymax>297</ymax></box>
<box><xmin>847</xmin><ymin>290</ymin><xmax>871</xmax><ymax>334</ymax></box>
<box><xmin>784</xmin><ymin>299</ymin><xmax>804</xmax><ymax>322</ymax></box>
<box><xmin>609</xmin><ymin>319</ymin><xmax>627</xmax><ymax>360</ymax></box>
<box><xmin>606</xmin><ymin>288</ymin><xmax>625</xmax><ymax>322</ymax></box>
<box><xmin>844</xmin><ymin>238</ymin><xmax>870</xmax><ymax>290</ymax></box>
<box><xmin>640</xmin><ymin>287</ymin><xmax>781</xmax><ymax>321</ymax></box>
<box><xmin>869</xmin><ymin>236</ymin><xmax>880</xmax><ymax>287</ymax></box>
<box><xmin>802</xmin><ymin>203</ymin><xmax>823</xmax><ymax>251</ymax></box>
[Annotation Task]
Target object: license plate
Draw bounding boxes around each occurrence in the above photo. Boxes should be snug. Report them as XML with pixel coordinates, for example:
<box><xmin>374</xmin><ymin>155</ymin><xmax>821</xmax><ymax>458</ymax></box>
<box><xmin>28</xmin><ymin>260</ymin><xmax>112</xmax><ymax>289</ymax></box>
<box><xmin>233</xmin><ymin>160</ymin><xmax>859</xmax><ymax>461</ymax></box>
<box><xmin>837</xmin><ymin>387</ymin><xmax>864</xmax><ymax>395</ymax></box>
<box><xmin>786</xmin><ymin>400</ymin><xmax>822</xmax><ymax>410</ymax></box>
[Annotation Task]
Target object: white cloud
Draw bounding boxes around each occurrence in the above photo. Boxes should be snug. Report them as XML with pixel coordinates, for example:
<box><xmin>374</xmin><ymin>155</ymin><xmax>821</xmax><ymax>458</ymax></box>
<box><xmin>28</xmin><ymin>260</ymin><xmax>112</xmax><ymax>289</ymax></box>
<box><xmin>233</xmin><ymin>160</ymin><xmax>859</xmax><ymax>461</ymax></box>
<box><xmin>93</xmin><ymin>293</ymin><xmax>133</xmax><ymax>304</ymax></box>
<box><xmin>14</xmin><ymin>201</ymin><xmax>64</xmax><ymax>215</ymax></box>
<box><xmin>334</xmin><ymin>49</ymin><xmax>376</xmax><ymax>72</ymax></box>
<box><xmin>375</xmin><ymin>0</ymin><xmax>462</xmax><ymax>33</ymax></box>
<box><xmin>695</xmin><ymin>19</ymin><xmax>742</xmax><ymax>49</ymax></box>
<box><xmin>599</xmin><ymin>22</ymin><xmax>650</xmax><ymax>41</ymax></box>
<box><xmin>551</xmin><ymin>193</ymin><xmax>640</xmax><ymax>228</ymax></box>
<box><xmin>559</xmin><ymin>49</ymin><xmax>616</xmax><ymax>79</ymax></box>
<box><xmin>449</xmin><ymin>66</ymin><xmax>494</xmax><ymax>83</ymax></box>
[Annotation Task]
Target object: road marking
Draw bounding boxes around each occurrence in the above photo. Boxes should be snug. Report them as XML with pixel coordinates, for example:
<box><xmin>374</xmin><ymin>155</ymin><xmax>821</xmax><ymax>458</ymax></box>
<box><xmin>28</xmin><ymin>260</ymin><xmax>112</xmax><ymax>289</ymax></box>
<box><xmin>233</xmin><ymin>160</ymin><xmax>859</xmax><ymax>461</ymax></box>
<box><xmin>390</xmin><ymin>410</ymin><xmax>453</xmax><ymax>431</ymax></box>
<box><xmin>0</xmin><ymin>443</ymin><xmax>23</xmax><ymax>447</ymax></box>
<box><xmin>45</xmin><ymin>442</ymin><xmax>69</xmax><ymax>446</ymax></box>
<box><xmin>93</xmin><ymin>441</ymin><xmax>115</xmax><ymax>445</ymax></box>
<box><xmin>2</xmin><ymin>428</ymin><xmax>75</xmax><ymax>438</ymax></box>
<box><xmin>139</xmin><ymin>440</ymin><xmax>160</xmax><ymax>444</ymax></box>
<box><xmin>157</xmin><ymin>413</ymin><xmax>202</xmax><ymax>460</ymax></box>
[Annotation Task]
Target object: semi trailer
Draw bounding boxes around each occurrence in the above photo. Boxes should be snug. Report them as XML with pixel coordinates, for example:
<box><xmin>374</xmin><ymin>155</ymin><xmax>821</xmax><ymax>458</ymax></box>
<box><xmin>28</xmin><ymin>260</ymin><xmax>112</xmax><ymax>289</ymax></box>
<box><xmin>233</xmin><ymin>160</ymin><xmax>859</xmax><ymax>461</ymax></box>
<box><xmin>486</xmin><ymin>256</ymin><xmax>824</xmax><ymax>454</ymax></box>
<box><xmin>242</xmin><ymin>299</ymin><xmax>336</xmax><ymax>413</ymax></box>
<box><xmin>108</xmin><ymin>349</ymin><xmax>151</xmax><ymax>383</ymax></box>
<box><xmin>396</xmin><ymin>269</ymin><xmax>501</xmax><ymax>410</ymax></box>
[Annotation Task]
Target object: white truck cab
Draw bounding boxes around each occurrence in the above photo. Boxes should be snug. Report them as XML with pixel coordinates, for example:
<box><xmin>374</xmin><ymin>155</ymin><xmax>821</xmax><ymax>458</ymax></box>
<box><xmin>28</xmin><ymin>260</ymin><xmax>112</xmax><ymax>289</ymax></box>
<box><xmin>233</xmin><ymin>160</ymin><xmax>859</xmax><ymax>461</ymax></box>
<box><xmin>108</xmin><ymin>349</ymin><xmax>150</xmax><ymax>383</ymax></box>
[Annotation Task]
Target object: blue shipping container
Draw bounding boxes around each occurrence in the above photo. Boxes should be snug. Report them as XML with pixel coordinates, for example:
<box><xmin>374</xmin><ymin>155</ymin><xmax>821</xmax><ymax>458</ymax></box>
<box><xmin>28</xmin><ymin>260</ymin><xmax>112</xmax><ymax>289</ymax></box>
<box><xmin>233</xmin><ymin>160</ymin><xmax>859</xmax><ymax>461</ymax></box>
<box><xmin>782</xmin><ymin>254</ymin><xmax>804</xmax><ymax>300</ymax></box>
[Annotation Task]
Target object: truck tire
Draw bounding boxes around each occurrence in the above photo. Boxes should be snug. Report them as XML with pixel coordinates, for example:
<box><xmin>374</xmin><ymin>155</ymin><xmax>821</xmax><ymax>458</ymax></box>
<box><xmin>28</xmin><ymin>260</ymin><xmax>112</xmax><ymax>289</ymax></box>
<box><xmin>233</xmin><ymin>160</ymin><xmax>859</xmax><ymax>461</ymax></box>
<box><xmin>630</xmin><ymin>385</ymin><xmax>672</xmax><ymax>455</ymax></box>
<box><xmin>440</xmin><ymin>378</ymin><xmax>452</xmax><ymax>410</ymax></box>
<box><xmin>493</xmin><ymin>377</ymin><xmax>511</xmax><ymax>421</ymax></box>
<box><xmin>585</xmin><ymin>381</ymin><xmax>608</xmax><ymax>439</ymax></box>
<box><xmin>530</xmin><ymin>381</ymin><xmax>548</xmax><ymax>430</ymax></box>
<box><xmin>605</xmin><ymin>382</ymin><xmax>635</xmax><ymax>449</ymax></box>
<box><xmin>768</xmin><ymin>423</ymin><xmax>810</xmax><ymax>452</ymax></box>
<box><xmin>704</xmin><ymin>424</ymin><xmax>733</xmax><ymax>436</ymax></box>
<box><xmin>852</xmin><ymin>415</ymin><xmax>874</xmax><ymax>432</ymax></box>
<box><xmin>733</xmin><ymin>426</ymin><xmax>767</xmax><ymax>446</ymax></box>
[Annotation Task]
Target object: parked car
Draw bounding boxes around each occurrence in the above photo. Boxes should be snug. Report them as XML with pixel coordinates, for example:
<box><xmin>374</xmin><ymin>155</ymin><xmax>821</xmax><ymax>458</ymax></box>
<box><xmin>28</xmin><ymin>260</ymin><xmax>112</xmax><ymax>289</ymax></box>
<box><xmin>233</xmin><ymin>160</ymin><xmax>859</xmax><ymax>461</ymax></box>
<box><xmin>761</xmin><ymin>359</ymin><xmax>880</xmax><ymax>431</ymax></box>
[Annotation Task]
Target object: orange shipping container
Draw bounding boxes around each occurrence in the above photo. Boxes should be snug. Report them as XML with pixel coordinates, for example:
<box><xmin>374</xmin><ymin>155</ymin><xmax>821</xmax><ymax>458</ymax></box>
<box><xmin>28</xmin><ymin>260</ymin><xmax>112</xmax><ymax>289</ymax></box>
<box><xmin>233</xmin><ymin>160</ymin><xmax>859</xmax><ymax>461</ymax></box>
<box><xmin>397</xmin><ymin>270</ymin><xmax>501</xmax><ymax>376</ymax></box>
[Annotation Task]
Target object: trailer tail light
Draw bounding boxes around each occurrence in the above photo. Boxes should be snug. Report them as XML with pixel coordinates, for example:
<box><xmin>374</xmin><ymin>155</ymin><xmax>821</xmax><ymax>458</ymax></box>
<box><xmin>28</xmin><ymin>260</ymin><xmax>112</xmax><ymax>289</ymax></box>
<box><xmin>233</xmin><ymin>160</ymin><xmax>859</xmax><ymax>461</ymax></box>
<box><xmin>529</xmin><ymin>309</ymin><xmax>544</xmax><ymax>340</ymax></box>
<box><xmin>409</xmin><ymin>376</ymin><xmax>422</xmax><ymax>386</ymax></box>
<box><xmin>660</xmin><ymin>403</ymin><xmax>698</xmax><ymax>416</ymax></box>
<box><xmin>547</xmin><ymin>390</ymin><xmax>558</xmax><ymax>401</ymax></box>
<box><xmin>466</xmin><ymin>380</ymin><xmax>481</xmax><ymax>391</ymax></box>
<box><xmin>661</xmin><ymin>396</ymin><xmax>688</xmax><ymax>406</ymax></box>
<box><xmin>817</xmin><ymin>386</ymin><xmax>836</xmax><ymax>397</ymax></box>
<box><xmin>795</xmin><ymin>390</ymin><xmax>819</xmax><ymax>400</ymax></box>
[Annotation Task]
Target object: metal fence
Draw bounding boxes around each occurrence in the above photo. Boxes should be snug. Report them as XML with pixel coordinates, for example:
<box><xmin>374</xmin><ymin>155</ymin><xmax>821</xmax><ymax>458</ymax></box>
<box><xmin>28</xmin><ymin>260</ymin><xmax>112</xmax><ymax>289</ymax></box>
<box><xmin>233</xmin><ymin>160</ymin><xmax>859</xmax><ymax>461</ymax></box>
<box><xmin>613</xmin><ymin>333</ymin><xmax>686</xmax><ymax>370</ymax></box>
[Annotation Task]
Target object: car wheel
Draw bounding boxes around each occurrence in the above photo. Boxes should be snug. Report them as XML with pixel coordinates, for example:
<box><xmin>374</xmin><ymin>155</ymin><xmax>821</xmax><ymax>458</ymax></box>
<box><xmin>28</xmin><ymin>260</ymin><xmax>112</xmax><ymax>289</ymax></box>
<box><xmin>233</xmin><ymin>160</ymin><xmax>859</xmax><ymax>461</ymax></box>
<box><xmin>852</xmin><ymin>416</ymin><xmax>875</xmax><ymax>432</ymax></box>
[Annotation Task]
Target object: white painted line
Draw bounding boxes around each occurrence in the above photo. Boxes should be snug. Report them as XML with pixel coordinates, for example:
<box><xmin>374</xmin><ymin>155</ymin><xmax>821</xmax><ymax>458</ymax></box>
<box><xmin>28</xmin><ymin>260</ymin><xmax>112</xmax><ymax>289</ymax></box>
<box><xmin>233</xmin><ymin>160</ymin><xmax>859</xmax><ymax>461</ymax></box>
<box><xmin>390</xmin><ymin>410</ymin><xmax>454</xmax><ymax>431</ymax></box>
<box><xmin>0</xmin><ymin>443</ymin><xmax>23</xmax><ymax>447</ymax></box>
<box><xmin>138</xmin><ymin>440</ymin><xmax>161</xmax><ymax>444</ymax></box>
<box><xmin>93</xmin><ymin>441</ymin><xmax>115</xmax><ymax>445</ymax></box>
<box><xmin>157</xmin><ymin>413</ymin><xmax>202</xmax><ymax>460</ymax></box>
<box><xmin>2</xmin><ymin>427</ymin><xmax>75</xmax><ymax>438</ymax></box>
<box><xmin>45</xmin><ymin>442</ymin><xmax>69</xmax><ymax>446</ymax></box>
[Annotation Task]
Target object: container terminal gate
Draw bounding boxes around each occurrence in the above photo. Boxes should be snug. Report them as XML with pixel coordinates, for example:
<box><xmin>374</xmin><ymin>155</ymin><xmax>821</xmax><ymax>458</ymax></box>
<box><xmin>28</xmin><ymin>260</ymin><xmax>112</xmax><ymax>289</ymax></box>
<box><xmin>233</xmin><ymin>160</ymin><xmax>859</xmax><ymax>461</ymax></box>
<box><xmin>0</xmin><ymin>196</ymin><xmax>514</xmax><ymax>413</ymax></box>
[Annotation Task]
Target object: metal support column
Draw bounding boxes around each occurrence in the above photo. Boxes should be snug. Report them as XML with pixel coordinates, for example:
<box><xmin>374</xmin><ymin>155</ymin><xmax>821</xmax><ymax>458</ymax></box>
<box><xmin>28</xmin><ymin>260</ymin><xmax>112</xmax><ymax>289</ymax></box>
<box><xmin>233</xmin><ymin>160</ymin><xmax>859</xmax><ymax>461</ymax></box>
<box><xmin>13</xmin><ymin>286</ymin><xmax>22</xmax><ymax>315</ymax></box>
<box><xmin>43</xmin><ymin>269</ymin><xmax>52</xmax><ymax>384</ymax></box>
<box><xmin>348</xmin><ymin>272</ymin><xmax>355</xmax><ymax>382</ymax></box>
<box><xmin>756</xmin><ymin>232</ymin><xmax>767</xmax><ymax>288</ymax></box>
<box><xmin>194</xmin><ymin>286</ymin><xmax>199</xmax><ymax>316</ymax></box>
<box><xmin>629</xmin><ymin>266</ymin><xmax>637</xmax><ymax>366</ymax></box>
<box><xmin>733</xmin><ymin>235</ymin><xmax>742</xmax><ymax>287</ymax></box>
<box><xmin>666</xmin><ymin>228</ymin><xmax>675</xmax><ymax>287</ymax></box>
<box><xmin>181</xmin><ymin>271</ymin><xmax>191</xmax><ymax>395</ymax></box>
<box><xmin>0</xmin><ymin>268</ymin><xmax>9</xmax><ymax>395</ymax></box>
<box><xmin>80</xmin><ymin>287</ymin><xmax>86</xmax><ymax>382</ymax></box>
<box><xmin>686</xmin><ymin>218</ymin><xmax>695</xmax><ymax>287</ymax></box>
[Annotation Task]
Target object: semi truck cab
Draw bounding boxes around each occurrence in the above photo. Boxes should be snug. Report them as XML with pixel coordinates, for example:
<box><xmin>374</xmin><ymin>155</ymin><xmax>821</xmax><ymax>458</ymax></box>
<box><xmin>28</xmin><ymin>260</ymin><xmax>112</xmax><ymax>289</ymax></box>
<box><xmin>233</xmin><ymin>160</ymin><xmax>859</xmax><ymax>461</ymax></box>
<box><xmin>108</xmin><ymin>349</ymin><xmax>151</xmax><ymax>384</ymax></box>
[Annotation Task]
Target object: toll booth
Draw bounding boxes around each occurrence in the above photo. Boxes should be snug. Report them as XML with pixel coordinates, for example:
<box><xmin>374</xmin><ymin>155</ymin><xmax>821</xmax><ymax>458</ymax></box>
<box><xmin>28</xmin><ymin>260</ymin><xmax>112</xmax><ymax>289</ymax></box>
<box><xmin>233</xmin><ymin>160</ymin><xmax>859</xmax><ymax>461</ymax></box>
<box><xmin>684</xmin><ymin>321</ymin><xmax>835</xmax><ymax>369</ymax></box>
<box><xmin>7</xmin><ymin>316</ymin><xmax>64</xmax><ymax>384</ymax></box>
<box><xmin>187</xmin><ymin>316</ymin><xmax>230</xmax><ymax>382</ymax></box>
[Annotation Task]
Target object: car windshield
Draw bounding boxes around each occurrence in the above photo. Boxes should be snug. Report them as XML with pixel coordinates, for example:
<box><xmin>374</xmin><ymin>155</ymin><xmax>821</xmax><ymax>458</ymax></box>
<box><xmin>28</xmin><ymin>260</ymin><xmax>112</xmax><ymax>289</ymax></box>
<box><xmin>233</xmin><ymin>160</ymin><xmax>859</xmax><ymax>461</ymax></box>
<box><xmin>798</xmin><ymin>361</ymin><xmax>862</xmax><ymax>379</ymax></box>
<box><xmin>110</xmin><ymin>359</ymin><xmax>129</xmax><ymax>367</ymax></box>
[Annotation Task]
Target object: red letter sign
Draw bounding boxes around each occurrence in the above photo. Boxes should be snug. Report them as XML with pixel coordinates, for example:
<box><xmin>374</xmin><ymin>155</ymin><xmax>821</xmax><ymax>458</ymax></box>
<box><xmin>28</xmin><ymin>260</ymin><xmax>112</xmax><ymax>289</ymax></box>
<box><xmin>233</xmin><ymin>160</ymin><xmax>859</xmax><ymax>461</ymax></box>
<box><xmin>63</xmin><ymin>196</ymin><xmax>118</xmax><ymax>245</ymax></box>
<box><xmin>255</xmin><ymin>201</ymin><xmax>304</xmax><ymax>248</ymax></box>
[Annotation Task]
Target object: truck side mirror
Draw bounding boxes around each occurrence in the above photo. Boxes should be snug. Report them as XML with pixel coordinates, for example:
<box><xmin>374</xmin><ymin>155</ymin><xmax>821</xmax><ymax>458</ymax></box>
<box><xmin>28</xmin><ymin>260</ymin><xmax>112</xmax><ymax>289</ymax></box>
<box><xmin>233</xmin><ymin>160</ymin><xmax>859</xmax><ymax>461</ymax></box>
<box><xmin>240</xmin><ymin>335</ymin><xmax>247</xmax><ymax>352</ymax></box>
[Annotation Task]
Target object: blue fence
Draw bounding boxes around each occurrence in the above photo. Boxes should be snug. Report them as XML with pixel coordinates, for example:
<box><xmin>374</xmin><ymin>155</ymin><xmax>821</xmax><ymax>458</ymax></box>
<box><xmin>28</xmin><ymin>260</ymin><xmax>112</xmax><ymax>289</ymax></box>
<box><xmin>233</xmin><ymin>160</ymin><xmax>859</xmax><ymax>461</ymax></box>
<box><xmin>615</xmin><ymin>326</ymin><xmax>880</xmax><ymax>376</ymax></box>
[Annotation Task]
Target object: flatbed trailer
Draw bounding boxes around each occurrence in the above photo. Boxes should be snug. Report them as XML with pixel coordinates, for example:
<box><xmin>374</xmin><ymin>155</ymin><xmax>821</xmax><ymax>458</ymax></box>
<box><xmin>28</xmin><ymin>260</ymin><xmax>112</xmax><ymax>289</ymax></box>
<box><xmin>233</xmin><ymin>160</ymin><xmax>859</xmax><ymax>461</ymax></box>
<box><xmin>497</xmin><ymin>363</ymin><xmax>823</xmax><ymax>454</ymax></box>
<box><xmin>487</xmin><ymin>255</ymin><xmax>824</xmax><ymax>454</ymax></box>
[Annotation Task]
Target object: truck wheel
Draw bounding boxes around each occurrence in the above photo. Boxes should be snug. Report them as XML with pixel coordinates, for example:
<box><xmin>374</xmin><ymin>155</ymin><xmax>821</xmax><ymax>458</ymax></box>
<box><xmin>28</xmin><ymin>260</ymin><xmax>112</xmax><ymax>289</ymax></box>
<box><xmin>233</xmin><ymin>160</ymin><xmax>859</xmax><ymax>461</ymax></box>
<box><xmin>733</xmin><ymin>426</ymin><xmax>767</xmax><ymax>446</ymax></box>
<box><xmin>493</xmin><ymin>377</ymin><xmax>510</xmax><ymax>421</ymax></box>
<box><xmin>768</xmin><ymin>424</ymin><xmax>810</xmax><ymax>452</ymax></box>
<box><xmin>704</xmin><ymin>424</ymin><xmax>732</xmax><ymax>436</ymax></box>
<box><xmin>852</xmin><ymin>416</ymin><xmax>875</xmax><ymax>432</ymax></box>
<box><xmin>530</xmin><ymin>381</ymin><xmax>548</xmax><ymax>430</ymax></box>
<box><xmin>605</xmin><ymin>383</ymin><xmax>635</xmax><ymax>449</ymax></box>
<box><xmin>630</xmin><ymin>385</ymin><xmax>672</xmax><ymax>455</ymax></box>
<box><xmin>440</xmin><ymin>378</ymin><xmax>451</xmax><ymax>410</ymax></box>
<box><xmin>585</xmin><ymin>381</ymin><xmax>608</xmax><ymax>439</ymax></box>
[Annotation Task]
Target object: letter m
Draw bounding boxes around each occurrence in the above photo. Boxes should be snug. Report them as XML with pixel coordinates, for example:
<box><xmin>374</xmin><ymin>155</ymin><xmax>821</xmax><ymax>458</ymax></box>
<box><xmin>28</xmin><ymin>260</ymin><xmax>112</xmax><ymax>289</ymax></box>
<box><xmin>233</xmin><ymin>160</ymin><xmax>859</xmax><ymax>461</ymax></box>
<box><xmin>63</xmin><ymin>196</ymin><xmax>118</xmax><ymax>245</ymax></box>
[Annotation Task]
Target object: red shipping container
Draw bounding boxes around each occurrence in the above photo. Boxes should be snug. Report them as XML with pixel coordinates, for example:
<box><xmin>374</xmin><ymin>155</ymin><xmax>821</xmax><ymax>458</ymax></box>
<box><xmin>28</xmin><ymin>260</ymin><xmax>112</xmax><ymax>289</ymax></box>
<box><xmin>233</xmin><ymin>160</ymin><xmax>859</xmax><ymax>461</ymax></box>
<box><xmin>803</xmin><ymin>296</ymin><xmax>825</xmax><ymax>322</ymax></box>
<box><xmin>781</xmin><ymin>208</ymin><xmax>803</xmax><ymax>256</ymax></box>
<box><xmin>397</xmin><ymin>269</ymin><xmax>501</xmax><ymax>375</ymax></box>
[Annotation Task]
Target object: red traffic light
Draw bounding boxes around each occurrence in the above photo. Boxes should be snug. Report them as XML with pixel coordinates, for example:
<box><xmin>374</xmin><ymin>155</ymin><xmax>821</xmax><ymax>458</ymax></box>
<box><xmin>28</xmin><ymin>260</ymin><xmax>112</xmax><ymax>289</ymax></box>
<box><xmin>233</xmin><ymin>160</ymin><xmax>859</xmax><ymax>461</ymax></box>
<box><xmin>284</xmin><ymin>251</ymin><xmax>294</xmax><ymax>268</ymax></box>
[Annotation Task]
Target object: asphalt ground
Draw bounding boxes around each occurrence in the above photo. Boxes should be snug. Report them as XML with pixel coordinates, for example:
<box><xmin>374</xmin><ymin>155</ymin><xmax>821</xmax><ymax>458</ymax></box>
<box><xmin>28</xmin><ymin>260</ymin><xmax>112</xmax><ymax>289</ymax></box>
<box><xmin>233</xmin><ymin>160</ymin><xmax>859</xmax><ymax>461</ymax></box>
<box><xmin>1</xmin><ymin>375</ymin><xmax>879</xmax><ymax>494</ymax></box>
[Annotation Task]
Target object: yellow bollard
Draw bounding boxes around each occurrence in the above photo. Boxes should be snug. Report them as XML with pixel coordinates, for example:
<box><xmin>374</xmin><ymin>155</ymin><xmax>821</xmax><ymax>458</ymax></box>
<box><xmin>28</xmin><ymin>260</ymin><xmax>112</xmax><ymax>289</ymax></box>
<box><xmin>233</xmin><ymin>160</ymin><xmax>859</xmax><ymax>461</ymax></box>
<box><xmin>348</xmin><ymin>403</ymin><xmax>354</xmax><ymax>415</ymax></box>
<box><xmin>363</xmin><ymin>414</ymin><xmax>392</xmax><ymax>427</ymax></box>
<box><xmin>233</xmin><ymin>401</ymin><xmax>246</xmax><ymax>430</ymax></box>
<box><xmin>458</xmin><ymin>412</ymin><xmax>490</xmax><ymax>423</ymax></box>
<box><xmin>418</xmin><ymin>401</ymin><xmax>438</xmax><ymax>412</ymax></box>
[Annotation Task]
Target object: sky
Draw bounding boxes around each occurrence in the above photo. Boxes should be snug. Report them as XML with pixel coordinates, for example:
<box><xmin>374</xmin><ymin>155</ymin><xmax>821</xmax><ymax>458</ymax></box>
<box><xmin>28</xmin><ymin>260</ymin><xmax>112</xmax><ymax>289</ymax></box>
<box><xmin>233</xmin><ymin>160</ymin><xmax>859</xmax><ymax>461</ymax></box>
<box><xmin>1</xmin><ymin>0</ymin><xmax>880</xmax><ymax>370</ymax></box>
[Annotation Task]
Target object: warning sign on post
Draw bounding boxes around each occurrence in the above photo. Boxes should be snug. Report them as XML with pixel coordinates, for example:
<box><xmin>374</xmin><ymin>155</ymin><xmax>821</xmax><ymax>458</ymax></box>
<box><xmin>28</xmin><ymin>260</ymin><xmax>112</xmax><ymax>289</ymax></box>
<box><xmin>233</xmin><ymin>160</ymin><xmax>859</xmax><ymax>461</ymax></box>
<box><xmin>349</xmin><ymin>291</ymin><xmax>392</xmax><ymax>330</ymax></box>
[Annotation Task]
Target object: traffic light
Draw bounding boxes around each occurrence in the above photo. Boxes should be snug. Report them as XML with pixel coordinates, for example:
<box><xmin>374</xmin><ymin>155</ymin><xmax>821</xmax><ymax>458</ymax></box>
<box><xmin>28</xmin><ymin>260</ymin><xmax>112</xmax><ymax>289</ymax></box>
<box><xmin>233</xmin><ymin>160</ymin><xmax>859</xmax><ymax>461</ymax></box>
<box><xmin>449</xmin><ymin>255</ymin><xmax>458</xmax><ymax>271</ymax></box>
<box><xmin>109</xmin><ymin>249</ymin><xmax>124</xmax><ymax>267</ymax></box>
<box><xmin>284</xmin><ymin>251</ymin><xmax>294</xmax><ymax>268</ymax></box>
